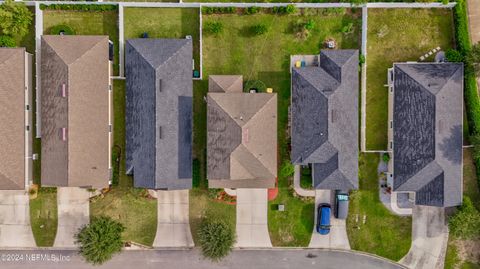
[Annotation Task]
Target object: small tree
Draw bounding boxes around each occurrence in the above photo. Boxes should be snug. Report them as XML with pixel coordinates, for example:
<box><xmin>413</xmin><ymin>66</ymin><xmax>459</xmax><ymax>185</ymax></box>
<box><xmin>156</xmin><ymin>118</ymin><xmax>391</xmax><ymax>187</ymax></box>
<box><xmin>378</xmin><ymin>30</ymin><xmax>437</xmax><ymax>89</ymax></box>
<box><xmin>204</xmin><ymin>21</ymin><xmax>223</xmax><ymax>35</ymax></box>
<box><xmin>252</xmin><ymin>24</ymin><xmax>268</xmax><ymax>35</ymax></box>
<box><xmin>449</xmin><ymin>197</ymin><xmax>480</xmax><ymax>239</ymax></box>
<box><xmin>285</xmin><ymin>4</ymin><xmax>297</xmax><ymax>14</ymax></box>
<box><xmin>0</xmin><ymin>35</ymin><xmax>15</xmax><ymax>47</ymax></box>
<box><xmin>304</xmin><ymin>19</ymin><xmax>315</xmax><ymax>31</ymax></box>
<box><xmin>341</xmin><ymin>22</ymin><xmax>354</xmax><ymax>34</ymax></box>
<box><xmin>198</xmin><ymin>219</ymin><xmax>235</xmax><ymax>261</ymax></box>
<box><xmin>359</xmin><ymin>54</ymin><xmax>366</xmax><ymax>66</ymax></box>
<box><xmin>446</xmin><ymin>49</ymin><xmax>463</xmax><ymax>63</ymax></box>
<box><xmin>244</xmin><ymin>6</ymin><xmax>260</xmax><ymax>15</ymax></box>
<box><xmin>75</xmin><ymin>216</ymin><xmax>125</xmax><ymax>265</ymax></box>
<box><xmin>0</xmin><ymin>0</ymin><xmax>33</xmax><ymax>37</ymax></box>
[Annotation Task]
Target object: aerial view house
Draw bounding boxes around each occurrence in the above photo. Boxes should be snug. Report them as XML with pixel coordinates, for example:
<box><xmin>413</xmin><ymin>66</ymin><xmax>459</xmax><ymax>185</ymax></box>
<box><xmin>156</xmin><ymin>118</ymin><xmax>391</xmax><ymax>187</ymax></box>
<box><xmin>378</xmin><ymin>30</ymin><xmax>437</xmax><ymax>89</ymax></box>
<box><xmin>125</xmin><ymin>38</ymin><xmax>193</xmax><ymax>190</ymax></box>
<box><xmin>387</xmin><ymin>63</ymin><xmax>464</xmax><ymax>207</ymax></box>
<box><xmin>0</xmin><ymin>48</ymin><xmax>32</xmax><ymax>190</ymax></box>
<box><xmin>291</xmin><ymin>50</ymin><xmax>359</xmax><ymax>190</ymax></box>
<box><xmin>41</xmin><ymin>35</ymin><xmax>112</xmax><ymax>189</ymax></box>
<box><xmin>207</xmin><ymin>75</ymin><xmax>277</xmax><ymax>188</ymax></box>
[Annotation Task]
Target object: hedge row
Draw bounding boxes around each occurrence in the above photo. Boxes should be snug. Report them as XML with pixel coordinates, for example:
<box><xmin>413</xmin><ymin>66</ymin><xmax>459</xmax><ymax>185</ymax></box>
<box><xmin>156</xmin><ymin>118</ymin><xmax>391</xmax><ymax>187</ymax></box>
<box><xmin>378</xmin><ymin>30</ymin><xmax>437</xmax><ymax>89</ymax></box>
<box><xmin>201</xmin><ymin>7</ymin><xmax>235</xmax><ymax>14</ymax></box>
<box><xmin>454</xmin><ymin>0</ymin><xmax>480</xmax><ymax>191</ymax></box>
<box><xmin>40</xmin><ymin>4</ymin><xmax>117</xmax><ymax>11</ymax></box>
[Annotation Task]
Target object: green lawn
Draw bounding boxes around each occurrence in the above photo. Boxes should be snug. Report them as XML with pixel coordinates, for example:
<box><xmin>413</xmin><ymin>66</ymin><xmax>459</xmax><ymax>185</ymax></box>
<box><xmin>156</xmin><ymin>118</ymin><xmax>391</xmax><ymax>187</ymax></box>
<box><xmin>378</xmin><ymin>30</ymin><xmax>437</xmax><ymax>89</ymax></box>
<box><xmin>201</xmin><ymin>8</ymin><xmax>360</xmax><ymax>246</ymax></box>
<box><xmin>347</xmin><ymin>153</ymin><xmax>412</xmax><ymax>261</ymax></box>
<box><xmin>42</xmin><ymin>10</ymin><xmax>120</xmax><ymax>76</ymax></box>
<box><xmin>365</xmin><ymin>9</ymin><xmax>454</xmax><ymax>150</ymax></box>
<box><xmin>29</xmin><ymin>188</ymin><xmax>58</xmax><ymax>247</ymax></box>
<box><xmin>123</xmin><ymin>8</ymin><xmax>200</xmax><ymax>71</ymax></box>
<box><xmin>90</xmin><ymin>80</ymin><xmax>157</xmax><ymax>246</ymax></box>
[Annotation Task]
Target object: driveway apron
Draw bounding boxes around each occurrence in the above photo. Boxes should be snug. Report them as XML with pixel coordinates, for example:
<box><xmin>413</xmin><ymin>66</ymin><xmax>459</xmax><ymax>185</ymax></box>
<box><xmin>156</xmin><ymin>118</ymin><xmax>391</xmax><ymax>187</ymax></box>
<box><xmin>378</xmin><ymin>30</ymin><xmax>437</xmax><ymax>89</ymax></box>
<box><xmin>235</xmin><ymin>188</ymin><xmax>272</xmax><ymax>248</ymax></box>
<box><xmin>309</xmin><ymin>189</ymin><xmax>350</xmax><ymax>249</ymax></box>
<box><xmin>54</xmin><ymin>187</ymin><xmax>90</xmax><ymax>247</ymax></box>
<box><xmin>400</xmin><ymin>206</ymin><xmax>448</xmax><ymax>269</ymax></box>
<box><xmin>153</xmin><ymin>190</ymin><xmax>194</xmax><ymax>248</ymax></box>
<box><xmin>0</xmin><ymin>190</ymin><xmax>35</xmax><ymax>247</ymax></box>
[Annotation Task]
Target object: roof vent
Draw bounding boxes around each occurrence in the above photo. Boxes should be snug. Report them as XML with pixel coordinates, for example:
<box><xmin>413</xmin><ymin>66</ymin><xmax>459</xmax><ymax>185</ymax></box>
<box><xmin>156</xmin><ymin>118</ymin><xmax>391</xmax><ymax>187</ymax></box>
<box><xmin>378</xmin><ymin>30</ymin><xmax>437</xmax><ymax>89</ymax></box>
<box><xmin>60</xmin><ymin>127</ymin><xmax>67</xmax><ymax>141</ymax></box>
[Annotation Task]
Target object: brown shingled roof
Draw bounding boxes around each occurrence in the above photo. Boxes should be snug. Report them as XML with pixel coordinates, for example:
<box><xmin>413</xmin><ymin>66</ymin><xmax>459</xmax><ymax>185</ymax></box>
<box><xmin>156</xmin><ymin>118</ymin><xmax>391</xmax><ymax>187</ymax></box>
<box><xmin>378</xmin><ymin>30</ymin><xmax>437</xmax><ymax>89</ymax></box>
<box><xmin>41</xmin><ymin>35</ymin><xmax>110</xmax><ymax>189</ymax></box>
<box><xmin>0</xmin><ymin>48</ymin><xmax>28</xmax><ymax>190</ymax></box>
<box><xmin>207</xmin><ymin>76</ymin><xmax>277</xmax><ymax>188</ymax></box>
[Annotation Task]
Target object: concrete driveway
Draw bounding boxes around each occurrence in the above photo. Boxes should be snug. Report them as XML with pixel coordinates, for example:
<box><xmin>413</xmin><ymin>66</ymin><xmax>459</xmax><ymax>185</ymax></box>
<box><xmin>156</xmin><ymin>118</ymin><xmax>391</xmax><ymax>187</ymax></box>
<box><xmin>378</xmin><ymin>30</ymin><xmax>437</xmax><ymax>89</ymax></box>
<box><xmin>0</xmin><ymin>190</ymin><xmax>35</xmax><ymax>247</ymax></box>
<box><xmin>309</xmin><ymin>190</ymin><xmax>350</xmax><ymax>249</ymax></box>
<box><xmin>153</xmin><ymin>190</ymin><xmax>193</xmax><ymax>248</ymax></box>
<box><xmin>54</xmin><ymin>187</ymin><xmax>90</xmax><ymax>247</ymax></box>
<box><xmin>236</xmin><ymin>188</ymin><xmax>272</xmax><ymax>248</ymax></box>
<box><xmin>400</xmin><ymin>206</ymin><xmax>448</xmax><ymax>269</ymax></box>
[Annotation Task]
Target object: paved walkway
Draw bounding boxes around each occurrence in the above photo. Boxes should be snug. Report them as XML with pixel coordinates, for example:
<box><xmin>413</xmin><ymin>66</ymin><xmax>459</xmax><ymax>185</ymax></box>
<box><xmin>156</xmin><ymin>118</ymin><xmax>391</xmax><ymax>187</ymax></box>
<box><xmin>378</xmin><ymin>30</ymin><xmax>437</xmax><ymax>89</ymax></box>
<box><xmin>235</xmin><ymin>188</ymin><xmax>271</xmax><ymax>248</ymax></box>
<box><xmin>293</xmin><ymin>165</ymin><xmax>315</xmax><ymax>197</ymax></box>
<box><xmin>0</xmin><ymin>190</ymin><xmax>35</xmax><ymax>247</ymax></box>
<box><xmin>54</xmin><ymin>188</ymin><xmax>90</xmax><ymax>248</ymax></box>
<box><xmin>309</xmin><ymin>190</ymin><xmax>350</xmax><ymax>249</ymax></box>
<box><xmin>153</xmin><ymin>190</ymin><xmax>194</xmax><ymax>248</ymax></box>
<box><xmin>400</xmin><ymin>206</ymin><xmax>448</xmax><ymax>269</ymax></box>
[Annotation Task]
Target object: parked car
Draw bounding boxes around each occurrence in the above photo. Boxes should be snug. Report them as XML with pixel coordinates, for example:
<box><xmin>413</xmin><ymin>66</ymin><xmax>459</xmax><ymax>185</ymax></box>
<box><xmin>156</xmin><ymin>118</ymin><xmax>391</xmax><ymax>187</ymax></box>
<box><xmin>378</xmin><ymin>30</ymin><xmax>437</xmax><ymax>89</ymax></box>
<box><xmin>334</xmin><ymin>190</ymin><xmax>349</xmax><ymax>219</ymax></box>
<box><xmin>316</xmin><ymin>203</ymin><xmax>331</xmax><ymax>235</ymax></box>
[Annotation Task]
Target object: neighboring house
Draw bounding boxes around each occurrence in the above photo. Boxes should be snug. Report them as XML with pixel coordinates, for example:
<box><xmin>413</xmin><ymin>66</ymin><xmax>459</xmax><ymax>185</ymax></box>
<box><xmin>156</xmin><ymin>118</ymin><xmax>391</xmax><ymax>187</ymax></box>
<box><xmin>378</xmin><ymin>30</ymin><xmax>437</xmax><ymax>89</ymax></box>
<box><xmin>291</xmin><ymin>50</ymin><xmax>359</xmax><ymax>190</ymax></box>
<box><xmin>41</xmin><ymin>35</ymin><xmax>112</xmax><ymax>189</ymax></box>
<box><xmin>207</xmin><ymin>75</ymin><xmax>277</xmax><ymax>188</ymax></box>
<box><xmin>125</xmin><ymin>38</ymin><xmax>193</xmax><ymax>190</ymax></box>
<box><xmin>387</xmin><ymin>63</ymin><xmax>463</xmax><ymax>207</ymax></box>
<box><xmin>0</xmin><ymin>48</ymin><xmax>33</xmax><ymax>190</ymax></box>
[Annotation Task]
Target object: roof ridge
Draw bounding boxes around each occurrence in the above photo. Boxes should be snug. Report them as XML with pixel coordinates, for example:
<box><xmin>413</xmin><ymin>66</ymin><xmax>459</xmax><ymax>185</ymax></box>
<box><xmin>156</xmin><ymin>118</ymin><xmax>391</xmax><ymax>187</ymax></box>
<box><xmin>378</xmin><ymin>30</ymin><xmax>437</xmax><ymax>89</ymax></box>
<box><xmin>0</xmin><ymin>169</ymin><xmax>23</xmax><ymax>189</ymax></box>
<box><xmin>208</xmin><ymin>95</ymin><xmax>242</xmax><ymax>130</ymax></box>
<box><xmin>296</xmin><ymin>68</ymin><xmax>338</xmax><ymax>98</ymax></box>
<box><xmin>68</xmin><ymin>37</ymin><xmax>107</xmax><ymax>67</ymax></box>
<box><xmin>243</xmin><ymin>93</ymin><xmax>276</xmax><ymax>125</ymax></box>
<box><xmin>396</xmin><ymin>66</ymin><xmax>433</xmax><ymax>97</ymax></box>
<box><xmin>437</xmin><ymin>64</ymin><xmax>463</xmax><ymax>95</ymax></box>
<box><xmin>233</xmin><ymin>144</ymin><xmax>274</xmax><ymax>179</ymax></box>
<box><xmin>154</xmin><ymin>39</ymin><xmax>190</xmax><ymax>70</ymax></box>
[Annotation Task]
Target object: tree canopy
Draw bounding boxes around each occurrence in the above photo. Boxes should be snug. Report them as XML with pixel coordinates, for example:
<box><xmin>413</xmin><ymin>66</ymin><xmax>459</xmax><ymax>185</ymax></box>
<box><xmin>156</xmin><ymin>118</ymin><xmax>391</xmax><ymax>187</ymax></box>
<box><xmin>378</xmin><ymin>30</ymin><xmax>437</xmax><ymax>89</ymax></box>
<box><xmin>0</xmin><ymin>0</ymin><xmax>32</xmax><ymax>38</ymax></box>
<box><xmin>75</xmin><ymin>216</ymin><xmax>125</xmax><ymax>265</ymax></box>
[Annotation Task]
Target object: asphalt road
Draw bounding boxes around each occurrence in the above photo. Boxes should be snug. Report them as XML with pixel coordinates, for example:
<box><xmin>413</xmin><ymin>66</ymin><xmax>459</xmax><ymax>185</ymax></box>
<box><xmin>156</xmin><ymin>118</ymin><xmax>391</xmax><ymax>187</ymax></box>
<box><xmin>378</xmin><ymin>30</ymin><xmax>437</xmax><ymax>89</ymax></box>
<box><xmin>0</xmin><ymin>249</ymin><xmax>405</xmax><ymax>269</ymax></box>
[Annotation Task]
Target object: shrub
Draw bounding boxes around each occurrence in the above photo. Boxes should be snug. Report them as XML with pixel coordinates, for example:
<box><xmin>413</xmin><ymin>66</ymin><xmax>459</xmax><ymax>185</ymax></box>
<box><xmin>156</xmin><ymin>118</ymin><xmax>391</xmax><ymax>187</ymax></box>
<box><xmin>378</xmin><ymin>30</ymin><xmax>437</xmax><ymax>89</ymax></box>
<box><xmin>322</xmin><ymin>8</ymin><xmax>346</xmax><ymax>16</ymax></box>
<box><xmin>304</xmin><ymin>19</ymin><xmax>315</xmax><ymax>31</ymax></box>
<box><xmin>272</xmin><ymin>5</ymin><xmax>297</xmax><ymax>15</ymax></box>
<box><xmin>0</xmin><ymin>0</ymin><xmax>33</xmax><ymax>38</ymax></box>
<box><xmin>202</xmin><ymin>6</ymin><xmax>235</xmax><ymax>14</ymax></box>
<box><xmin>252</xmin><ymin>24</ymin><xmax>268</xmax><ymax>35</ymax></box>
<box><xmin>285</xmin><ymin>4</ymin><xmax>297</xmax><ymax>14</ymax></box>
<box><xmin>40</xmin><ymin>4</ymin><xmax>117</xmax><ymax>12</ymax></box>
<box><xmin>50</xmin><ymin>24</ymin><xmax>75</xmax><ymax>35</ymax></box>
<box><xmin>359</xmin><ymin>54</ymin><xmax>365</xmax><ymax>65</ymax></box>
<box><xmin>467</xmin><ymin>43</ymin><xmax>480</xmax><ymax>75</ymax></box>
<box><xmin>446</xmin><ymin>49</ymin><xmax>463</xmax><ymax>62</ymax></box>
<box><xmin>382</xmin><ymin>153</ymin><xmax>390</xmax><ymax>163</ymax></box>
<box><xmin>75</xmin><ymin>216</ymin><xmax>125</xmax><ymax>265</ymax></box>
<box><xmin>280</xmin><ymin>161</ymin><xmax>295</xmax><ymax>178</ymax></box>
<box><xmin>0</xmin><ymin>35</ymin><xmax>16</xmax><ymax>48</ymax></box>
<box><xmin>449</xmin><ymin>197</ymin><xmax>480</xmax><ymax>239</ymax></box>
<box><xmin>244</xmin><ymin>6</ymin><xmax>260</xmax><ymax>15</ymax></box>
<box><xmin>442</xmin><ymin>0</ymin><xmax>449</xmax><ymax>5</ymax></box>
<box><xmin>204</xmin><ymin>21</ymin><xmax>223</xmax><ymax>35</ymax></box>
<box><xmin>198</xmin><ymin>219</ymin><xmax>235</xmax><ymax>261</ymax></box>
<box><xmin>341</xmin><ymin>22</ymin><xmax>354</xmax><ymax>34</ymax></box>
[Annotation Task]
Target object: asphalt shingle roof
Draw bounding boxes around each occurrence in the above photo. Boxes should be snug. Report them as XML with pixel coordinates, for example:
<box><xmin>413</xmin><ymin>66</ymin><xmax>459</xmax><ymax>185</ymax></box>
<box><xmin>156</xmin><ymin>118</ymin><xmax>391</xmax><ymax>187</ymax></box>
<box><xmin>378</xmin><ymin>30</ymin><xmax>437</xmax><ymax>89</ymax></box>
<box><xmin>126</xmin><ymin>38</ymin><xmax>193</xmax><ymax>190</ymax></box>
<box><xmin>392</xmin><ymin>63</ymin><xmax>463</xmax><ymax>207</ymax></box>
<box><xmin>291</xmin><ymin>50</ymin><xmax>359</xmax><ymax>190</ymax></box>
<box><xmin>207</xmin><ymin>77</ymin><xmax>277</xmax><ymax>189</ymax></box>
<box><xmin>41</xmin><ymin>35</ymin><xmax>110</xmax><ymax>189</ymax></box>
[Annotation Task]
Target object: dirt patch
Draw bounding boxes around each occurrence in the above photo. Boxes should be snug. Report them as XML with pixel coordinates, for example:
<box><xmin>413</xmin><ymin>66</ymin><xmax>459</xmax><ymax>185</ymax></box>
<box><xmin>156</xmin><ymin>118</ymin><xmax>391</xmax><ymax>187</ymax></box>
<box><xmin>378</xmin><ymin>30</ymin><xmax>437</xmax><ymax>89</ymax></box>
<box><xmin>454</xmin><ymin>239</ymin><xmax>480</xmax><ymax>265</ymax></box>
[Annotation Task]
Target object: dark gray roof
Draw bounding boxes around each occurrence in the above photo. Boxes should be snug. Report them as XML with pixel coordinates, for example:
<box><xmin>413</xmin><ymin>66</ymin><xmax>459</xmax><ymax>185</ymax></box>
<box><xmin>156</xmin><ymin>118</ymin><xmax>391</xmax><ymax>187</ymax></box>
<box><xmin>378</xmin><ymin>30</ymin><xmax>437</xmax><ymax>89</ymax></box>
<box><xmin>125</xmin><ymin>38</ymin><xmax>192</xmax><ymax>190</ymax></box>
<box><xmin>291</xmin><ymin>50</ymin><xmax>359</xmax><ymax>190</ymax></box>
<box><xmin>392</xmin><ymin>63</ymin><xmax>463</xmax><ymax>207</ymax></box>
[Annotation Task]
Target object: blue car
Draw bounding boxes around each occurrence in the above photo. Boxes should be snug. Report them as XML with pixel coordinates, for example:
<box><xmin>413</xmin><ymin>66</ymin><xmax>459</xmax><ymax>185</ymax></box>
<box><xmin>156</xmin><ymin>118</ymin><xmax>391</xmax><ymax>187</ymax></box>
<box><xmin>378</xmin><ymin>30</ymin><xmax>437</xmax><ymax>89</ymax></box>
<box><xmin>316</xmin><ymin>203</ymin><xmax>331</xmax><ymax>235</ymax></box>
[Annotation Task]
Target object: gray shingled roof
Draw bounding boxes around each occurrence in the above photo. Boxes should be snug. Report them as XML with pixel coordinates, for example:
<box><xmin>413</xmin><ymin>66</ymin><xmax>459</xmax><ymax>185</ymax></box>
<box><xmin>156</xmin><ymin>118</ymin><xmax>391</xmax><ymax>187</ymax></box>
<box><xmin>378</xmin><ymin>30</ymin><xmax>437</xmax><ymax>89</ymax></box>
<box><xmin>291</xmin><ymin>50</ymin><xmax>359</xmax><ymax>190</ymax></box>
<box><xmin>126</xmin><ymin>38</ymin><xmax>193</xmax><ymax>190</ymax></box>
<box><xmin>392</xmin><ymin>63</ymin><xmax>463</xmax><ymax>207</ymax></box>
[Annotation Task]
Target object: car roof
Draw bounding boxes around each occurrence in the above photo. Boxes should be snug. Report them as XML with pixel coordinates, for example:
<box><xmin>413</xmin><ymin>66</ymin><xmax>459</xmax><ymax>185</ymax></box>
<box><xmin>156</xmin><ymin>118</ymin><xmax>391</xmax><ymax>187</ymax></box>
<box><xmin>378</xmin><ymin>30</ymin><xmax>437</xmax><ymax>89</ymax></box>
<box><xmin>320</xmin><ymin>206</ymin><xmax>331</xmax><ymax>226</ymax></box>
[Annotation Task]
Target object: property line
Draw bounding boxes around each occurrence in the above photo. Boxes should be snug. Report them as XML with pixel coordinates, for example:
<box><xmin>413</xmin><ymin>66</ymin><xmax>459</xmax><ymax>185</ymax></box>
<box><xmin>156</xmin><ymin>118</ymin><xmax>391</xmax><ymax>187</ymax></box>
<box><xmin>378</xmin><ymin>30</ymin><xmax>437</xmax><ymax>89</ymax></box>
<box><xmin>19</xmin><ymin>1</ymin><xmax>457</xmax><ymax>9</ymax></box>
<box><xmin>119</xmin><ymin>3</ymin><xmax>125</xmax><ymax>78</ymax></box>
<box><xmin>360</xmin><ymin>6</ymin><xmax>367</xmax><ymax>152</ymax></box>
<box><xmin>34</xmin><ymin>2</ymin><xmax>43</xmax><ymax>138</ymax></box>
